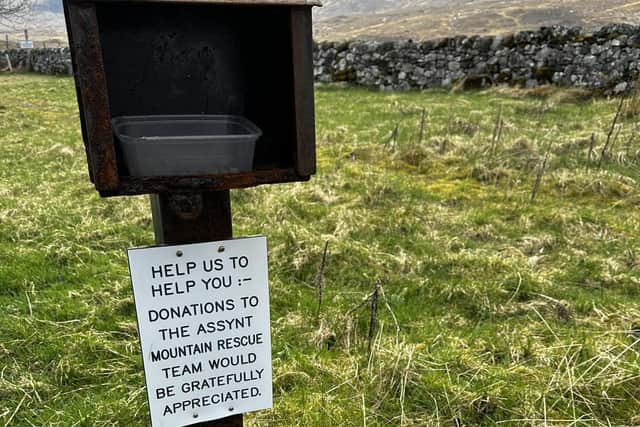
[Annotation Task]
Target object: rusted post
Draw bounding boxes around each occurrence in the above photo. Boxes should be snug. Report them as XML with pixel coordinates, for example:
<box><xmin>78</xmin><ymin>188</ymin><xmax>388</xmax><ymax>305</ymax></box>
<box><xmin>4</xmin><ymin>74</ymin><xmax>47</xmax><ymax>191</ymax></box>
<box><xmin>150</xmin><ymin>190</ymin><xmax>243</xmax><ymax>427</ymax></box>
<box><xmin>151</xmin><ymin>191</ymin><xmax>232</xmax><ymax>245</ymax></box>
<box><xmin>191</xmin><ymin>416</ymin><xmax>243</xmax><ymax>427</ymax></box>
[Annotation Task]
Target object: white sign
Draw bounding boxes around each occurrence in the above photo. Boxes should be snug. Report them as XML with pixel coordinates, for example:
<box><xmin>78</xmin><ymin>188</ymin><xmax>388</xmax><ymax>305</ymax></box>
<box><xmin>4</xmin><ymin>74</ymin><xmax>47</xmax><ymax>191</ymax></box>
<box><xmin>127</xmin><ymin>236</ymin><xmax>272</xmax><ymax>427</ymax></box>
<box><xmin>19</xmin><ymin>40</ymin><xmax>33</xmax><ymax>49</ymax></box>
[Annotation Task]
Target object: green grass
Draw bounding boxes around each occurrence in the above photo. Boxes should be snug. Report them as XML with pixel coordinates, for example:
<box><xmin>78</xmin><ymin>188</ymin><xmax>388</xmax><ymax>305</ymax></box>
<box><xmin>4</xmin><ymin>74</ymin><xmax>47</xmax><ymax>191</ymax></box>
<box><xmin>1</xmin><ymin>74</ymin><xmax>640</xmax><ymax>426</ymax></box>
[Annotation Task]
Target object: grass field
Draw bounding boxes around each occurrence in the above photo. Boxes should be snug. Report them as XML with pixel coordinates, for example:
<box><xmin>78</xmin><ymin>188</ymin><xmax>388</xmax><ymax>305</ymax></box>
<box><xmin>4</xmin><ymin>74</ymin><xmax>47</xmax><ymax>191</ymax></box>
<box><xmin>1</xmin><ymin>74</ymin><xmax>640</xmax><ymax>426</ymax></box>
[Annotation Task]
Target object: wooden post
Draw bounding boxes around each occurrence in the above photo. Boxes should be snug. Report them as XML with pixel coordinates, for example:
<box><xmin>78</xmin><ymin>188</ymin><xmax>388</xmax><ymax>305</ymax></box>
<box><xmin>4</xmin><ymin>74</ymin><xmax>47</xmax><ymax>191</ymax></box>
<box><xmin>4</xmin><ymin>34</ymin><xmax>8</xmax><ymax>50</ymax></box>
<box><xmin>5</xmin><ymin>53</ymin><xmax>12</xmax><ymax>72</ymax></box>
<box><xmin>24</xmin><ymin>29</ymin><xmax>29</xmax><ymax>41</ymax></box>
<box><xmin>150</xmin><ymin>190</ymin><xmax>243</xmax><ymax>427</ymax></box>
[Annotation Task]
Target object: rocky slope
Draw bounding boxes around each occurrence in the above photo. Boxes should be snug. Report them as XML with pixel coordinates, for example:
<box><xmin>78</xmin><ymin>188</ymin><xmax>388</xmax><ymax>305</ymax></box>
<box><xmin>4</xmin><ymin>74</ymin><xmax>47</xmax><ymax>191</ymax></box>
<box><xmin>314</xmin><ymin>0</ymin><xmax>640</xmax><ymax>40</ymax></box>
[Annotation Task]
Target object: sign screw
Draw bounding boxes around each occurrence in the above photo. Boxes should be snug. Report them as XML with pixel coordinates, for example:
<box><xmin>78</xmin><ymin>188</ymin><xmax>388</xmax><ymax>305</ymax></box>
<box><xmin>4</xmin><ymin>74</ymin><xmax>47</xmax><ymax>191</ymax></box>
<box><xmin>229</xmin><ymin>407</ymin><xmax>234</xmax><ymax>412</ymax></box>
<box><xmin>176</xmin><ymin>250</ymin><xmax>183</xmax><ymax>257</ymax></box>
<box><xmin>218</xmin><ymin>246</ymin><xmax>225</xmax><ymax>253</ymax></box>
<box><xmin>193</xmin><ymin>413</ymin><xmax>199</xmax><ymax>419</ymax></box>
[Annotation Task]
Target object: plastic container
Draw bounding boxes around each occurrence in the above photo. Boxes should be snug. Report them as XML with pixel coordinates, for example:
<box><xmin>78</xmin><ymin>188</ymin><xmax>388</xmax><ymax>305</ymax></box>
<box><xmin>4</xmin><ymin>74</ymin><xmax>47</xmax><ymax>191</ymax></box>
<box><xmin>111</xmin><ymin>115</ymin><xmax>262</xmax><ymax>177</ymax></box>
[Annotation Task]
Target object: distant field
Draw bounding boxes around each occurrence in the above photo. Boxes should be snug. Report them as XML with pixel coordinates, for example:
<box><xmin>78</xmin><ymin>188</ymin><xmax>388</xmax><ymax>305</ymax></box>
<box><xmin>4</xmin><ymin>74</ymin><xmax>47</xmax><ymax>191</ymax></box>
<box><xmin>1</xmin><ymin>74</ymin><xmax>640</xmax><ymax>426</ymax></box>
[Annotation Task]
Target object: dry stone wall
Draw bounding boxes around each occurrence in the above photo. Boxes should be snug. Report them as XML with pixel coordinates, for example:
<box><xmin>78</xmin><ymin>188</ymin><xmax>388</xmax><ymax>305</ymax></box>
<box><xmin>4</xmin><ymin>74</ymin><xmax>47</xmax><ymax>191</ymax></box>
<box><xmin>3</xmin><ymin>24</ymin><xmax>640</xmax><ymax>93</ymax></box>
<box><xmin>314</xmin><ymin>24</ymin><xmax>640</xmax><ymax>93</ymax></box>
<box><xmin>0</xmin><ymin>48</ymin><xmax>72</xmax><ymax>75</ymax></box>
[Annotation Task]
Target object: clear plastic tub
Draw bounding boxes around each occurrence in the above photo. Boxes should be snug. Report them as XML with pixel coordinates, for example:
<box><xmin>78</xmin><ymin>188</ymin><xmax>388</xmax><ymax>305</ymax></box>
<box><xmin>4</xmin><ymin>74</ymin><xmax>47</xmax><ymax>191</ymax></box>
<box><xmin>111</xmin><ymin>115</ymin><xmax>262</xmax><ymax>177</ymax></box>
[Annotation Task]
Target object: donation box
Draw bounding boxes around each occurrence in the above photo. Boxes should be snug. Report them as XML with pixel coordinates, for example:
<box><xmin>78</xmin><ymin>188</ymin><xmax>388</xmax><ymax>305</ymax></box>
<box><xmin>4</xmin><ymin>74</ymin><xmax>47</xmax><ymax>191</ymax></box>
<box><xmin>63</xmin><ymin>0</ymin><xmax>319</xmax><ymax>197</ymax></box>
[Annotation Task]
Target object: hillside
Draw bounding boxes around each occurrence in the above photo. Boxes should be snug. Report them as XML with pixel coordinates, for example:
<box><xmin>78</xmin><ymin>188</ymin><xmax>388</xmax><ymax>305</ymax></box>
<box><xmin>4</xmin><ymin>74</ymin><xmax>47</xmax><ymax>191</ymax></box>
<box><xmin>31</xmin><ymin>0</ymin><xmax>62</xmax><ymax>13</ymax></box>
<box><xmin>3</xmin><ymin>0</ymin><xmax>640</xmax><ymax>44</ymax></box>
<box><xmin>314</xmin><ymin>0</ymin><xmax>640</xmax><ymax>40</ymax></box>
<box><xmin>0</xmin><ymin>0</ymin><xmax>65</xmax><ymax>45</ymax></box>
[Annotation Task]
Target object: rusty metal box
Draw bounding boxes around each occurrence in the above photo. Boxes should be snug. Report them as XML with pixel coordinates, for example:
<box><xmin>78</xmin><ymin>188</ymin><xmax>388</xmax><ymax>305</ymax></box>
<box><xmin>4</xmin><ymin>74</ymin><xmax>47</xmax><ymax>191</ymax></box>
<box><xmin>63</xmin><ymin>0</ymin><xmax>319</xmax><ymax>197</ymax></box>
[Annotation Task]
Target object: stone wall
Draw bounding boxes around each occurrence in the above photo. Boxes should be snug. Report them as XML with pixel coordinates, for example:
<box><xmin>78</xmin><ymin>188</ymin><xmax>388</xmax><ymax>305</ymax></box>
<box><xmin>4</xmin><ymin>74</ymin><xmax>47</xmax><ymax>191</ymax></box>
<box><xmin>314</xmin><ymin>24</ymin><xmax>640</xmax><ymax>93</ymax></box>
<box><xmin>3</xmin><ymin>24</ymin><xmax>640</xmax><ymax>93</ymax></box>
<box><xmin>0</xmin><ymin>48</ymin><xmax>72</xmax><ymax>75</ymax></box>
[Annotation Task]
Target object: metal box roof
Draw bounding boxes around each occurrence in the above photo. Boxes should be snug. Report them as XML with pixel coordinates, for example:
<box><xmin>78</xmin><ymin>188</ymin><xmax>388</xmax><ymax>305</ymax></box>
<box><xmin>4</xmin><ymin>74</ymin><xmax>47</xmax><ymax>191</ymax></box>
<box><xmin>89</xmin><ymin>0</ymin><xmax>322</xmax><ymax>5</ymax></box>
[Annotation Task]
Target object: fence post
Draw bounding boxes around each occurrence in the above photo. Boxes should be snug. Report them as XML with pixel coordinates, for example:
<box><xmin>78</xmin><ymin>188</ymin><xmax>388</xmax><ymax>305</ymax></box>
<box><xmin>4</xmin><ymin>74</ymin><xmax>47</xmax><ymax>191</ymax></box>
<box><xmin>150</xmin><ymin>191</ymin><xmax>244</xmax><ymax>427</ymax></box>
<box><xmin>4</xmin><ymin>53</ymin><xmax>12</xmax><ymax>72</ymax></box>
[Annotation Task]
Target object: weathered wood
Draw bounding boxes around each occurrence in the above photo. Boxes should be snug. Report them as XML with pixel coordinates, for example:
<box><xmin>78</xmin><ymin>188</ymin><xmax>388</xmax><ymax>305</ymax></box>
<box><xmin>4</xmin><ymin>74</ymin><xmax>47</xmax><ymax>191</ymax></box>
<box><xmin>65</xmin><ymin>1</ymin><xmax>119</xmax><ymax>190</ymax></box>
<box><xmin>100</xmin><ymin>168</ymin><xmax>308</xmax><ymax>197</ymax></box>
<box><xmin>291</xmin><ymin>7</ymin><xmax>316</xmax><ymax>176</ymax></box>
<box><xmin>3</xmin><ymin>53</ymin><xmax>11</xmax><ymax>72</ymax></box>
